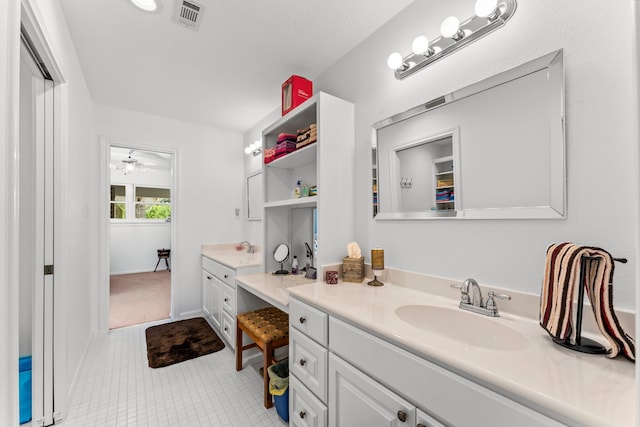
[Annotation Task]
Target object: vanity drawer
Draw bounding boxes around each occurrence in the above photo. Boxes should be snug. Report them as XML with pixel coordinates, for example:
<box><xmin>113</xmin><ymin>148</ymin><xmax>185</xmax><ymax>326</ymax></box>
<box><xmin>290</xmin><ymin>328</ymin><xmax>327</xmax><ymax>402</ymax></box>
<box><xmin>221</xmin><ymin>283</ymin><xmax>235</xmax><ymax>315</ymax></box>
<box><xmin>220</xmin><ymin>311</ymin><xmax>236</xmax><ymax>349</ymax></box>
<box><xmin>219</xmin><ymin>265</ymin><xmax>235</xmax><ymax>287</ymax></box>
<box><xmin>201</xmin><ymin>256</ymin><xmax>235</xmax><ymax>287</ymax></box>
<box><xmin>290</xmin><ymin>375</ymin><xmax>327</xmax><ymax>427</ymax></box>
<box><xmin>290</xmin><ymin>297</ymin><xmax>328</xmax><ymax>346</ymax></box>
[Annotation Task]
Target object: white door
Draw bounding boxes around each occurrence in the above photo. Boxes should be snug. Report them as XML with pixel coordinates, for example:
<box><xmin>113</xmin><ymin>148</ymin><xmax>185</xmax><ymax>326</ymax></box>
<box><xmin>19</xmin><ymin>34</ymin><xmax>55</xmax><ymax>426</ymax></box>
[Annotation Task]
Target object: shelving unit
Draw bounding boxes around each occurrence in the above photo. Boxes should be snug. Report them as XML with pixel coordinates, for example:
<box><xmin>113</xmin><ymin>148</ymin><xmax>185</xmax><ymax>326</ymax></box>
<box><xmin>262</xmin><ymin>92</ymin><xmax>354</xmax><ymax>273</ymax></box>
<box><xmin>434</xmin><ymin>155</ymin><xmax>455</xmax><ymax>211</ymax></box>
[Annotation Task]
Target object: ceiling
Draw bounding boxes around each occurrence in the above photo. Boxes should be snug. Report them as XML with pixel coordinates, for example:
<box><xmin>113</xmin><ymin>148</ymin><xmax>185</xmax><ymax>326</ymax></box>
<box><xmin>58</xmin><ymin>0</ymin><xmax>414</xmax><ymax>133</ymax></box>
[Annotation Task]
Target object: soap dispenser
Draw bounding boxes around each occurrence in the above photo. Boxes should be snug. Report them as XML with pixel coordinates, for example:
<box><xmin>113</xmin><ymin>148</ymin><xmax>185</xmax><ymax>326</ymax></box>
<box><xmin>294</xmin><ymin>180</ymin><xmax>302</xmax><ymax>198</ymax></box>
<box><xmin>291</xmin><ymin>256</ymin><xmax>299</xmax><ymax>274</ymax></box>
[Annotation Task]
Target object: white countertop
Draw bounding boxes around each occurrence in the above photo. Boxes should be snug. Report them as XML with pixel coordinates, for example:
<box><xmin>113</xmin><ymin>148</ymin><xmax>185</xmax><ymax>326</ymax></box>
<box><xmin>288</xmin><ymin>280</ymin><xmax>636</xmax><ymax>427</ymax></box>
<box><xmin>235</xmin><ymin>271</ymin><xmax>316</xmax><ymax>312</ymax></box>
<box><xmin>201</xmin><ymin>243</ymin><xmax>262</xmax><ymax>269</ymax></box>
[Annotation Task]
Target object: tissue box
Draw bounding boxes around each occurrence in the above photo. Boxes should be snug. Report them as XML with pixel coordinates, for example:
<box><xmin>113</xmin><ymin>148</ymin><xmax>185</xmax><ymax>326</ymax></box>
<box><xmin>282</xmin><ymin>75</ymin><xmax>312</xmax><ymax>116</ymax></box>
<box><xmin>342</xmin><ymin>256</ymin><xmax>364</xmax><ymax>283</ymax></box>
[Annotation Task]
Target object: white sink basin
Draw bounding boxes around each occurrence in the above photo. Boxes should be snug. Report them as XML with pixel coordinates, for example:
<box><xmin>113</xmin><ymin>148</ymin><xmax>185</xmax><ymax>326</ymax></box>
<box><xmin>395</xmin><ymin>305</ymin><xmax>529</xmax><ymax>351</ymax></box>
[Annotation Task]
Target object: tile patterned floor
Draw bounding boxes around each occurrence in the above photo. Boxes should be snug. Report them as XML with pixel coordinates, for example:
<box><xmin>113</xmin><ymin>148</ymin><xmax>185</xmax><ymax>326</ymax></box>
<box><xmin>61</xmin><ymin>321</ymin><xmax>286</xmax><ymax>427</ymax></box>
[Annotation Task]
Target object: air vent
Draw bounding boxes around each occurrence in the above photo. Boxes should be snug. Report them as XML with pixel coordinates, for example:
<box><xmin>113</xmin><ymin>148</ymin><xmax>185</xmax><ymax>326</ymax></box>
<box><xmin>174</xmin><ymin>0</ymin><xmax>205</xmax><ymax>31</ymax></box>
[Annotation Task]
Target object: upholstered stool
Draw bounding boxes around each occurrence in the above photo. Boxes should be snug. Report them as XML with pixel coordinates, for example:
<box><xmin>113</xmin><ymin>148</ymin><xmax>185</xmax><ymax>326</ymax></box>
<box><xmin>236</xmin><ymin>306</ymin><xmax>289</xmax><ymax>408</ymax></box>
<box><xmin>154</xmin><ymin>248</ymin><xmax>170</xmax><ymax>272</ymax></box>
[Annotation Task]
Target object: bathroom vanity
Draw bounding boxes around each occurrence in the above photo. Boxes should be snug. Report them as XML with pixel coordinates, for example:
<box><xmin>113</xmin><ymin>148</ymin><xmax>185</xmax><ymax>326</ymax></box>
<box><xmin>201</xmin><ymin>243</ymin><xmax>263</xmax><ymax>349</ymax></box>
<box><xmin>287</xmin><ymin>279</ymin><xmax>635</xmax><ymax>427</ymax></box>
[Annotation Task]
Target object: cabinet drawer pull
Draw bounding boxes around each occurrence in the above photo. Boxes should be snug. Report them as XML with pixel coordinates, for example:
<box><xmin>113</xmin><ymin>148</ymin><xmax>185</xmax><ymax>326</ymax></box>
<box><xmin>397</xmin><ymin>410</ymin><xmax>407</xmax><ymax>422</ymax></box>
<box><xmin>224</xmin><ymin>326</ymin><xmax>228</xmax><ymax>332</ymax></box>
<box><xmin>206</xmin><ymin>275</ymin><xmax>213</xmax><ymax>280</ymax></box>
<box><xmin>224</xmin><ymin>274</ymin><xmax>228</xmax><ymax>279</ymax></box>
<box><xmin>299</xmin><ymin>358</ymin><xmax>306</xmax><ymax>366</ymax></box>
<box><xmin>224</xmin><ymin>297</ymin><xmax>229</xmax><ymax>302</ymax></box>
<box><xmin>299</xmin><ymin>411</ymin><xmax>306</xmax><ymax>419</ymax></box>
<box><xmin>417</xmin><ymin>424</ymin><xmax>426</xmax><ymax>427</ymax></box>
<box><xmin>299</xmin><ymin>316</ymin><xmax>306</xmax><ymax>324</ymax></box>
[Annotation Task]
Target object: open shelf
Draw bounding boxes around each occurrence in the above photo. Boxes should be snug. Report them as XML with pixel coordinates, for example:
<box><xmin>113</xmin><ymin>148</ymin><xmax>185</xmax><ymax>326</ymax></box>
<box><xmin>265</xmin><ymin>144</ymin><xmax>317</xmax><ymax>170</ymax></box>
<box><xmin>264</xmin><ymin>196</ymin><xmax>318</xmax><ymax>209</ymax></box>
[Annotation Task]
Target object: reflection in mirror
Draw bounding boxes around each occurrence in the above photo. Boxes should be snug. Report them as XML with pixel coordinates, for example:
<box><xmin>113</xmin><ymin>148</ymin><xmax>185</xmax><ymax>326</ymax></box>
<box><xmin>273</xmin><ymin>243</ymin><xmax>290</xmax><ymax>275</ymax></box>
<box><xmin>373</xmin><ymin>49</ymin><xmax>565</xmax><ymax>220</ymax></box>
<box><xmin>246</xmin><ymin>171</ymin><xmax>262</xmax><ymax>220</ymax></box>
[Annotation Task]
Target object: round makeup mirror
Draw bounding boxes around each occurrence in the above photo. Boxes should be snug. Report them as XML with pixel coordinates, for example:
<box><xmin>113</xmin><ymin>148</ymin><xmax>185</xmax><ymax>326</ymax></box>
<box><xmin>273</xmin><ymin>243</ymin><xmax>290</xmax><ymax>275</ymax></box>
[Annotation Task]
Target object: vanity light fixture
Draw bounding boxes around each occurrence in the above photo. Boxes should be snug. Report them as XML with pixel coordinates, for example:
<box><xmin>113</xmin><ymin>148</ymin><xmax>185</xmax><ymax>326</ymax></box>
<box><xmin>387</xmin><ymin>0</ymin><xmax>517</xmax><ymax>80</ymax></box>
<box><xmin>130</xmin><ymin>0</ymin><xmax>157</xmax><ymax>12</ymax></box>
<box><xmin>244</xmin><ymin>139</ymin><xmax>262</xmax><ymax>156</ymax></box>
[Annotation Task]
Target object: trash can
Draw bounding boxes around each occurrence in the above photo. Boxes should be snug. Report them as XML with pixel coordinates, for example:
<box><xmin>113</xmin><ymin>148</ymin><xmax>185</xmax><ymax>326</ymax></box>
<box><xmin>267</xmin><ymin>360</ymin><xmax>289</xmax><ymax>422</ymax></box>
<box><xmin>19</xmin><ymin>356</ymin><xmax>32</xmax><ymax>424</ymax></box>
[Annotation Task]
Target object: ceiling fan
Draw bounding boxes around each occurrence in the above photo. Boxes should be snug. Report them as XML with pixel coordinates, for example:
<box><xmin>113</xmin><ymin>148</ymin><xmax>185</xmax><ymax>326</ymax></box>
<box><xmin>111</xmin><ymin>149</ymin><xmax>153</xmax><ymax>175</ymax></box>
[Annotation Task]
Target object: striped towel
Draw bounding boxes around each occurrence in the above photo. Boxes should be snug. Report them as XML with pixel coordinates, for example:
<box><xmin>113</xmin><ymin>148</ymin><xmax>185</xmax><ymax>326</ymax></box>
<box><xmin>540</xmin><ymin>243</ymin><xmax>635</xmax><ymax>361</ymax></box>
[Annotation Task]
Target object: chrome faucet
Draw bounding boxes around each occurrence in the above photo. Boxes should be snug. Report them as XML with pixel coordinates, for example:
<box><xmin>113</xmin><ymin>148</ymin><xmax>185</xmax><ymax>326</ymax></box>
<box><xmin>451</xmin><ymin>278</ymin><xmax>511</xmax><ymax>317</ymax></box>
<box><xmin>239</xmin><ymin>241</ymin><xmax>255</xmax><ymax>254</ymax></box>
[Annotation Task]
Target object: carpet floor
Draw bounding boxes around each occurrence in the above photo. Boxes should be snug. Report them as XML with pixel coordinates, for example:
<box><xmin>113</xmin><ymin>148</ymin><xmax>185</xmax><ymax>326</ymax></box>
<box><xmin>110</xmin><ymin>270</ymin><xmax>171</xmax><ymax>329</ymax></box>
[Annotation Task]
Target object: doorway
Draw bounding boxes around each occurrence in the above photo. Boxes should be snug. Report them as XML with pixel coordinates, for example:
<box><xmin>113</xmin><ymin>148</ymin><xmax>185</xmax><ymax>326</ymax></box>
<box><xmin>107</xmin><ymin>145</ymin><xmax>175</xmax><ymax>329</ymax></box>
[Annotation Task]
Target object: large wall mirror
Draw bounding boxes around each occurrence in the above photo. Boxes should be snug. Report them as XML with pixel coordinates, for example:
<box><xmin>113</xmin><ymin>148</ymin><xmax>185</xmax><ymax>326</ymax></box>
<box><xmin>372</xmin><ymin>50</ymin><xmax>565</xmax><ymax>220</ymax></box>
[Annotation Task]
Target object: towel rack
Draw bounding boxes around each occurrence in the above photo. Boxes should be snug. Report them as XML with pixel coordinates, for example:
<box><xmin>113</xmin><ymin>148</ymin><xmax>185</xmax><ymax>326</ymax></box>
<box><xmin>553</xmin><ymin>255</ymin><xmax>627</xmax><ymax>354</ymax></box>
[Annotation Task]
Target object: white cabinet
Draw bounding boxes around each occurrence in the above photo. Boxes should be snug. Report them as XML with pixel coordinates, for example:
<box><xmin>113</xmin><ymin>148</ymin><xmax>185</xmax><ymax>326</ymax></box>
<box><xmin>289</xmin><ymin>298</ymin><xmax>329</xmax><ymax>427</ymax></box>
<box><xmin>262</xmin><ymin>92</ymin><xmax>354</xmax><ymax>273</ymax></box>
<box><xmin>201</xmin><ymin>255</ymin><xmax>261</xmax><ymax>349</ymax></box>
<box><xmin>201</xmin><ymin>269</ymin><xmax>221</xmax><ymax>331</ymax></box>
<box><xmin>329</xmin><ymin>316</ymin><xmax>563</xmax><ymax>427</ymax></box>
<box><xmin>329</xmin><ymin>353</ymin><xmax>416</xmax><ymax>427</ymax></box>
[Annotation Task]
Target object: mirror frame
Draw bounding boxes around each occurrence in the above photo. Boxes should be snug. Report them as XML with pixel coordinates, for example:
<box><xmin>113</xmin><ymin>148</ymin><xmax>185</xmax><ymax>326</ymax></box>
<box><xmin>372</xmin><ymin>49</ymin><xmax>565</xmax><ymax>220</ymax></box>
<box><xmin>273</xmin><ymin>243</ymin><xmax>290</xmax><ymax>263</ymax></box>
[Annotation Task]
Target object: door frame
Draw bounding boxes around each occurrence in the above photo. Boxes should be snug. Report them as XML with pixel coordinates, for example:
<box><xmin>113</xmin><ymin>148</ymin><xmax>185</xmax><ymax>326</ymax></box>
<box><xmin>99</xmin><ymin>136</ymin><xmax>178</xmax><ymax>334</ymax></box>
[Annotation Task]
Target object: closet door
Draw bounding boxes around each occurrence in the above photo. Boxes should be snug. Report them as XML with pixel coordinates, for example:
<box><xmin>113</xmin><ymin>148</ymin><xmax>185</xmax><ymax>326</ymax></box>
<box><xmin>20</xmin><ymin>35</ymin><xmax>55</xmax><ymax>426</ymax></box>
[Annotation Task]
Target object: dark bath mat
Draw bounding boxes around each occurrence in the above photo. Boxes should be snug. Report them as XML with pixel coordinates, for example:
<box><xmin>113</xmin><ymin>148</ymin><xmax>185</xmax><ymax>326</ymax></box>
<box><xmin>145</xmin><ymin>317</ymin><xmax>225</xmax><ymax>368</ymax></box>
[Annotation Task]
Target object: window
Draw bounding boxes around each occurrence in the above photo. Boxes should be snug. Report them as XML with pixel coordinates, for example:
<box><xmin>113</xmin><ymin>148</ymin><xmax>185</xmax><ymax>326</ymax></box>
<box><xmin>110</xmin><ymin>184</ymin><xmax>171</xmax><ymax>221</ymax></box>
<box><xmin>135</xmin><ymin>186</ymin><xmax>171</xmax><ymax>219</ymax></box>
<box><xmin>110</xmin><ymin>185</ymin><xmax>126</xmax><ymax>219</ymax></box>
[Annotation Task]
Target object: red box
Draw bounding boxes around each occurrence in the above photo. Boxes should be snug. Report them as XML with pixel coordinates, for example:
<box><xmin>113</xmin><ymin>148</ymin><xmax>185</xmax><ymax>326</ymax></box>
<box><xmin>282</xmin><ymin>75</ymin><xmax>313</xmax><ymax>116</ymax></box>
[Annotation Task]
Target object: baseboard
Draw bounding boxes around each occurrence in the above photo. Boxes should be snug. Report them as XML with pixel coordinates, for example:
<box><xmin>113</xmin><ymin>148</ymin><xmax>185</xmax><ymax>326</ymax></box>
<box><xmin>110</xmin><ymin>269</ymin><xmax>160</xmax><ymax>276</ymax></box>
<box><xmin>178</xmin><ymin>309</ymin><xmax>203</xmax><ymax>320</ymax></box>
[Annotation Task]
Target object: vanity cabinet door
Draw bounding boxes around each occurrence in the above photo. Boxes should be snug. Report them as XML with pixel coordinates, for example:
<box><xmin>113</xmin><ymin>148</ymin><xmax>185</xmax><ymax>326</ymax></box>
<box><xmin>201</xmin><ymin>269</ymin><xmax>212</xmax><ymax>318</ymax></box>
<box><xmin>329</xmin><ymin>353</ymin><xmax>415</xmax><ymax>427</ymax></box>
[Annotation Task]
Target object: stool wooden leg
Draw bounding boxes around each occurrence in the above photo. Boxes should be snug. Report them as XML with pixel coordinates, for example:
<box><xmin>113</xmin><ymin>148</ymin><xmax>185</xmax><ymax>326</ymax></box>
<box><xmin>263</xmin><ymin>341</ymin><xmax>273</xmax><ymax>409</ymax></box>
<box><xmin>235</xmin><ymin>325</ymin><xmax>243</xmax><ymax>371</ymax></box>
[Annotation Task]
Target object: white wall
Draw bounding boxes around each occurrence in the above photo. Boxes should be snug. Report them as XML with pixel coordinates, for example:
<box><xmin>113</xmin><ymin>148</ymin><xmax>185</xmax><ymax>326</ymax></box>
<box><xmin>2</xmin><ymin>0</ymin><xmax>99</xmax><ymax>424</ymax></box>
<box><xmin>304</xmin><ymin>0</ymin><xmax>638</xmax><ymax>310</ymax></box>
<box><xmin>110</xmin><ymin>224</ymin><xmax>171</xmax><ymax>274</ymax></box>
<box><xmin>95</xmin><ymin>105</ymin><xmax>245</xmax><ymax>317</ymax></box>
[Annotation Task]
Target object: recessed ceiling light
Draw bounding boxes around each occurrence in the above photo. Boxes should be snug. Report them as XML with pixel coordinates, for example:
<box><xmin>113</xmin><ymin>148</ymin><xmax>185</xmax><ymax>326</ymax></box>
<box><xmin>130</xmin><ymin>0</ymin><xmax>157</xmax><ymax>12</ymax></box>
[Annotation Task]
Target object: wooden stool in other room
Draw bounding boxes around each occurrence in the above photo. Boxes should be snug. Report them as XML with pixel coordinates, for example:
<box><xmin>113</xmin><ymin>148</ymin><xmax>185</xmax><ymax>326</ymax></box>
<box><xmin>236</xmin><ymin>306</ymin><xmax>289</xmax><ymax>408</ymax></box>
<box><xmin>154</xmin><ymin>248</ymin><xmax>170</xmax><ymax>272</ymax></box>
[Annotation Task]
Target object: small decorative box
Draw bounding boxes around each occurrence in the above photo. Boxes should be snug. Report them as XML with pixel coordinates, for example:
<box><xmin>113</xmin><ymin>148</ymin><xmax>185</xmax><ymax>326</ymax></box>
<box><xmin>282</xmin><ymin>75</ymin><xmax>313</xmax><ymax>116</ymax></box>
<box><xmin>342</xmin><ymin>256</ymin><xmax>364</xmax><ymax>283</ymax></box>
<box><xmin>325</xmin><ymin>270</ymin><xmax>339</xmax><ymax>285</ymax></box>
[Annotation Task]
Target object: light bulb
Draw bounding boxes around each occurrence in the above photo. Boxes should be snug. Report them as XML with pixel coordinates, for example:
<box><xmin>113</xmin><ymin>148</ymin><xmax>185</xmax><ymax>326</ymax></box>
<box><xmin>475</xmin><ymin>0</ymin><xmax>498</xmax><ymax>18</ymax></box>
<box><xmin>249</xmin><ymin>143</ymin><xmax>257</xmax><ymax>152</ymax></box>
<box><xmin>244</xmin><ymin>146</ymin><xmax>252</xmax><ymax>154</ymax></box>
<box><xmin>130</xmin><ymin>0</ymin><xmax>157</xmax><ymax>12</ymax></box>
<box><xmin>254</xmin><ymin>139</ymin><xmax>262</xmax><ymax>148</ymax></box>
<box><xmin>387</xmin><ymin>52</ymin><xmax>404</xmax><ymax>70</ymax></box>
<box><xmin>440</xmin><ymin>16</ymin><xmax>461</xmax><ymax>39</ymax></box>
<box><xmin>411</xmin><ymin>36</ymin><xmax>430</xmax><ymax>56</ymax></box>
